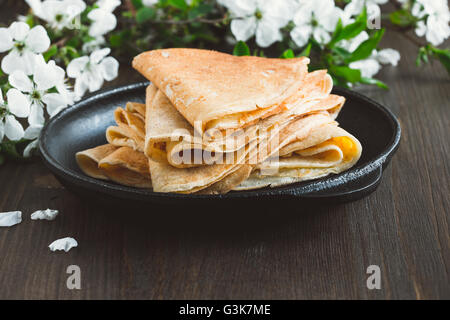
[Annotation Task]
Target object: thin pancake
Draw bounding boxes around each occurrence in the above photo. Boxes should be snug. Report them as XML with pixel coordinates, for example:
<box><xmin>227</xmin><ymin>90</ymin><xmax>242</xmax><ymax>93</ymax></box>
<box><xmin>235</xmin><ymin>125</ymin><xmax>362</xmax><ymax>190</ymax></box>
<box><xmin>133</xmin><ymin>48</ymin><xmax>309</xmax><ymax>133</ymax></box>
<box><xmin>98</xmin><ymin>146</ymin><xmax>152</xmax><ymax>188</ymax></box>
<box><xmin>76</xmin><ymin>144</ymin><xmax>118</xmax><ymax>180</ymax></box>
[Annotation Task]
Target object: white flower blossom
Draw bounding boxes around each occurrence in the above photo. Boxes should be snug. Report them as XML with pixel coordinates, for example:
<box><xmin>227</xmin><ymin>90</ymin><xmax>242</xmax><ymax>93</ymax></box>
<box><xmin>219</xmin><ymin>0</ymin><xmax>297</xmax><ymax>47</ymax></box>
<box><xmin>0</xmin><ymin>22</ymin><xmax>50</xmax><ymax>75</ymax></box>
<box><xmin>67</xmin><ymin>48</ymin><xmax>119</xmax><ymax>100</ymax></box>
<box><xmin>411</xmin><ymin>0</ymin><xmax>450</xmax><ymax>46</ymax></box>
<box><xmin>290</xmin><ymin>0</ymin><xmax>342</xmax><ymax>47</ymax></box>
<box><xmin>9</xmin><ymin>55</ymin><xmax>72</xmax><ymax>129</ymax></box>
<box><xmin>88</xmin><ymin>0</ymin><xmax>121</xmax><ymax>37</ymax></box>
<box><xmin>350</xmin><ymin>49</ymin><xmax>401</xmax><ymax>78</ymax></box>
<box><xmin>337</xmin><ymin>31</ymin><xmax>401</xmax><ymax>79</ymax></box>
<box><xmin>344</xmin><ymin>0</ymin><xmax>388</xmax><ymax>21</ymax></box>
<box><xmin>25</xmin><ymin>0</ymin><xmax>86</xmax><ymax>30</ymax></box>
<box><xmin>0</xmin><ymin>88</ymin><xmax>30</xmax><ymax>141</ymax></box>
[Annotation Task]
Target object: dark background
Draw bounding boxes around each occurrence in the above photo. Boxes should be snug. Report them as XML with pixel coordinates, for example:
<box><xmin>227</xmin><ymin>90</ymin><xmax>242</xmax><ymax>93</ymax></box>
<box><xmin>0</xmin><ymin>1</ymin><xmax>449</xmax><ymax>299</ymax></box>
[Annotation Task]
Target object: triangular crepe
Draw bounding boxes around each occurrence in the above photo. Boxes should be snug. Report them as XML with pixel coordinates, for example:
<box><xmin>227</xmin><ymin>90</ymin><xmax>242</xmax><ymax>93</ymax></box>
<box><xmin>144</xmin><ymin>71</ymin><xmax>345</xmax><ymax>168</ymax></box>
<box><xmin>133</xmin><ymin>48</ymin><xmax>309</xmax><ymax>134</ymax></box>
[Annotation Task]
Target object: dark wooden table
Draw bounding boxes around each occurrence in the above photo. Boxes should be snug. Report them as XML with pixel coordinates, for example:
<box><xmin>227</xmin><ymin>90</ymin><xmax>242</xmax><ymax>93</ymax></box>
<box><xmin>0</xmin><ymin>6</ymin><xmax>449</xmax><ymax>300</ymax></box>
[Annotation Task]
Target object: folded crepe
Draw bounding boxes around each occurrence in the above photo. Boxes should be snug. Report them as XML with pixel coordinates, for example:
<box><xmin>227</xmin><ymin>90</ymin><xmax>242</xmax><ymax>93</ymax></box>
<box><xmin>235</xmin><ymin>124</ymin><xmax>362</xmax><ymax>190</ymax></box>
<box><xmin>106</xmin><ymin>105</ymin><xmax>146</xmax><ymax>152</ymax></box>
<box><xmin>133</xmin><ymin>48</ymin><xmax>310</xmax><ymax>136</ymax></box>
<box><xmin>76</xmin><ymin>144</ymin><xmax>119</xmax><ymax>180</ymax></box>
<box><xmin>76</xmin><ymin>144</ymin><xmax>152</xmax><ymax>188</ymax></box>
<box><xmin>143</xmin><ymin>71</ymin><xmax>345</xmax><ymax>169</ymax></box>
<box><xmin>98</xmin><ymin>146</ymin><xmax>152</xmax><ymax>188</ymax></box>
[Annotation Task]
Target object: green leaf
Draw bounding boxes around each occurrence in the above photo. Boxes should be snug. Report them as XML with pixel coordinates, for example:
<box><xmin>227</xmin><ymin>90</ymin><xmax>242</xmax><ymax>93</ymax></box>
<box><xmin>360</xmin><ymin>77</ymin><xmax>388</xmax><ymax>89</ymax></box>
<box><xmin>109</xmin><ymin>34</ymin><xmax>123</xmax><ymax>48</ymax></box>
<box><xmin>280</xmin><ymin>49</ymin><xmax>295</xmax><ymax>59</ymax></box>
<box><xmin>64</xmin><ymin>46</ymin><xmax>79</xmax><ymax>59</ymax></box>
<box><xmin>43</xmin><ymin>45</ymin><xmax>58</xmax><ymax>62</ymax></box>
<box><xmin>332</xmin><ymin>47</ymin><xmax>352</xmax><ymax>61</ymax></box>
<box><xmin>0</xmin><ymin>153</ymin><xmax>4</xmax><ymax>166</ymax></box>
<box><xmin>122</xmin><ymin>11</ymin><xmax>134</xmax><ymax>18</ymax></box>
<box><xmin>188</xmin><ymin>3</ymin><xmax>213</xmax><ymax>19</ymax></box>
<box><xmin>132</xmin><ymin>0</ymin><xmax>144</xmax><ymax>9</ymax></box>
<box><xmin>329</xmin><ymin>8</ymin><xmax>367</xmax><ymax>47</ymax></box>
<box><xmin>168</xmin><ymin>0</ymin><xmax>187</xmax><ymax>10</ymax></box>
<box><xmin>233</xmin><ymin>41</ymin><xmax>250</xmax><ymax>56</ymax></box>
<box><xmin>348</xmin><ymin>28</ymin><xmax>385</xmax><ymax>62</ymax></box>
<box><xmin>430</xmin><ymin>47</ymin><xmax>450</xmax><ymax>75</ymax></box>
<box><xmin>66</xmin><ymin>36</ymin><xmax>81</xmax><ymax>48</ymax></box>
<box><xmin>389</xmin><ymin>9</ymin><xmax>416</xmax><ymax>27</ymax></box>
<box><xmin>416</xmin><ymin>47</ymin><xmax>429</xmax><ymax>66</ymax></box>
<box><xmin>1</xmin><ymin>140</ymin><xmax>22</xmax><ymax>160</ymax></box>
<box><xmin>330</xmin><ymin>65</ymin><xmax>362</xmax><ymax>83</ymax></box>
<box><xmin>299</xmin><ymin>43</ymin><xmax>312</xmax><ymax>57</ymax></box>
<box><xmin>136</xmin><ymin>7</ymin><xmax>156</xmax><ymax>23</ymax></box>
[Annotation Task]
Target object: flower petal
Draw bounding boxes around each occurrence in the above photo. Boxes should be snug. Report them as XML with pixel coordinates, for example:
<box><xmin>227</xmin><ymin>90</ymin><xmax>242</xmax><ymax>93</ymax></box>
<box><xmin>255</xmin><ymin>19</ymin><xmax>282</xmax><ymax>47</ymax></box>
<box><xmin>86</xmin><ymin>68</ymin><xmax>104</xmax><ymax>92</ymax></box>
<box><xmin>349</xmin><ymin>59</ymin><xmax>381</xmax><ymax>78</ymax></box>
<box><xmin>96</xmin><ymin>0</ymin><xmax>121</xmax><ymax>12</ymax></box>
<box><xmin>25</xmin><ymin>0</ymin><xmax>46</xmax><ymax>20</ymax></box>
<box><xmin>0</xmin><ymin>28</ymin><xmax>13</xmax><ymax>52</ymax></box>
<box><xmin>219</xmin><ymin>0</ymin><xmax>256</xmax><ymax>17</ymax></box>
<box><xmin>8</xmin><ymin>22</ymin><xmax>30</xmax><ymax>41</ymax></box>
<box><xmin>67</xmin><ymin>56</ymin><xmax>89</xmax><ymax>78</ymax></box>
<box><xmin>100</xmin><ymin>56</ymin><xmax>119</xmax><ymax>81</ymax></box>
<box><xmin>376</xmin><ymin>49</ymin><xmax>401</xmax><ymax>66</ymax></box>
<box><xmin>6</xmin><ymin>88</ymin><xmax>30</xmax><ymax>118</ymax></box>
<box><xmin>28</xmin><ymin>101</ymin><xmax>45</xmax><ymax>127</ymax></box>
<box><xmin>9</xmin><ymin>70</ymin><xmax>34</xmax><ymax>92</ymax></box>
<box><xmin>290</xmin><ymin>25</ymin><xmax>312</xmax><ymax>47</ymax></box>
<box><xmin>88</xmin><ymin>10</ymin><xmax>117</xmax><ymax>37</ymax></box>
<box><xmin>2</xmin><ymin>51</ymin><xmax>23</xmax><ymax>75</ymax></box>
<box><xmin>0</xmin><ymin>120</ymin><xmax>4</xmax><ymax>141</ymax></box>
<box><xmin>313</xmin><ymin>27</ymin><xmax>331</xmax><ymax>45</ymax></box>
<box><xmin>230</xmin><ymin>16</ymin><xmax>257</xmax><ymax>42</ymax></box>
<box><xmin>42</xmin><ymin>93</ymin><xmax>67</xmax><ymax>117</ymax></box>
<box><xmin>74</xmin><ymin>77</ymin><xmax>88</xmax><ymax>100</ymax></box>
<box><xmin>23</xmin><ymin>124</ymin><xmax>43</xmax><ymax>140</ymax></box>
<box><xmin>34</xmin><ymin>59</ymin><xmax>65</xmax><ymax>91</ymax></box>
<box><xmin>4</xmin><ymin>115</ymin><xmax>24</xmax><ymax>140</ymax></box>
<box><xmin>23</xmin><ymin>139</ymin><xmax>39</xmax><ymax>157</ymax></box>
<box><xmin>25</xmin><ymin>25</ymin><xmax>50</xmax><ymax>53</ymax></box>
<box><xmin>90</xmin><ymin>47</ymin><xmax>110</xmax><ymax>64</ymax></box>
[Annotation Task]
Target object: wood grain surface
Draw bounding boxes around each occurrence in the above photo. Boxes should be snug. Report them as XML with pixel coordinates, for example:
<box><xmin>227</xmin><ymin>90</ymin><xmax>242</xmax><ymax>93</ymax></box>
<box><xmin>0</xmin><ymin>3</ymin><xmax>449</xmax><ymax>300</ymax></box>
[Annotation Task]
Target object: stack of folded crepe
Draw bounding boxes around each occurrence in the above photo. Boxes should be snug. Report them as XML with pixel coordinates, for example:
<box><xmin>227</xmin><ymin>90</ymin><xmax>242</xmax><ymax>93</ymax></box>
<box><xmin>76</xmin><ymin>48</ymin><xmax>362</xmax><ymax>194</ymax></box>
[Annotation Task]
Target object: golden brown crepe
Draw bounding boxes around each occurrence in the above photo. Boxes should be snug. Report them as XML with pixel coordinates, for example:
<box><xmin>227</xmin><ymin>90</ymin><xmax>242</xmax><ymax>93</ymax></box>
<box><xmin>133</xmin><ymin>48</ymin><xmax>310</xmax><ymax>134</ymax></box>
<box><xmin>235</xmin><ymin>124</ymin><xmax>362</xmax><ymax>190</ymax></box>
<box><xmin>143</xmin><ymin>71</ymin><xmax>345</xmax><ymax>169</ymax></box>
<box><xmin>76</xmin><ymin>144</ymin><xmax>118</xmax><ymax>180</ymax></box>
<box><xmin>125</xmin><ymin>101</ymin><xmax>146</xmax><ymax>119</ymax></box>
<box><xmin>106</xmin><ymin>124</ymin><xmax>145</xmax><ymax>152</ymax></box>
<box><xmin>98</xmin><ymin>146</ymin><xmax>152</xmax><ymax>188</ymax></box>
